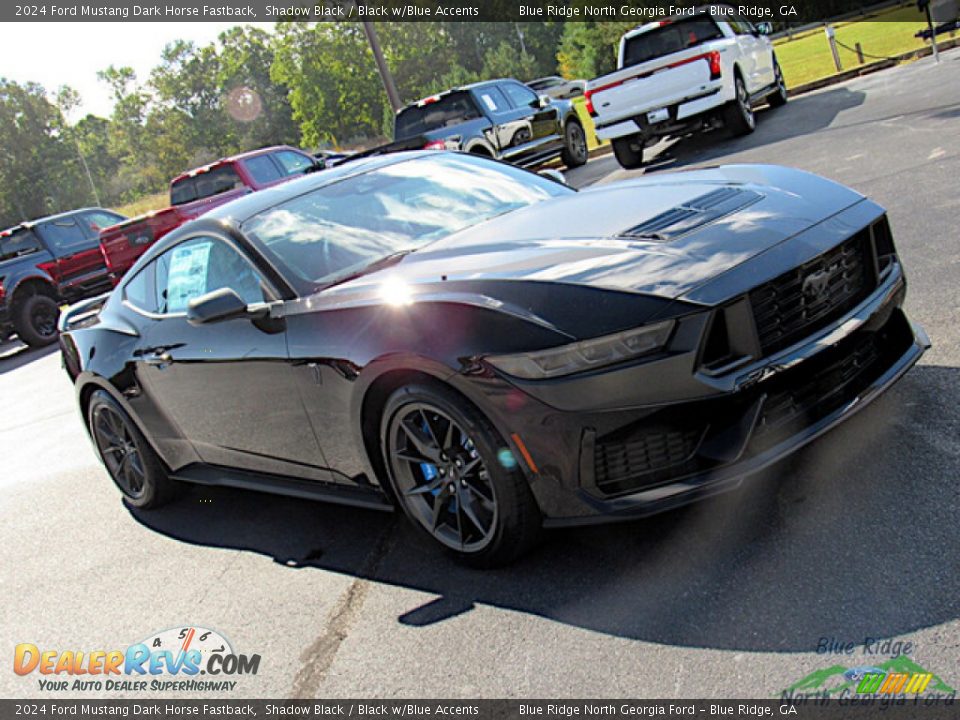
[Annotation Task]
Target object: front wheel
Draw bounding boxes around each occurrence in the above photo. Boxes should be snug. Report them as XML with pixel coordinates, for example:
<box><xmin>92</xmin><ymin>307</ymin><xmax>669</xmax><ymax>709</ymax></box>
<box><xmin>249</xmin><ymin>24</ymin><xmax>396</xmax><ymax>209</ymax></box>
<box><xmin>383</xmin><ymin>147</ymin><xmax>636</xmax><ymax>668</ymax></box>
<box><xmin>561</xmin><ymin>121</ymin><xmax>588</xmax><ymax>168</ymax></box>
<box><xmin>381</xmin><ymin>382</ymin><xmax>541</xmax><ymax>567</ymax></box>
<box><xmin>724</xmin><ymin>75</ymin><xmax>756</xmax><ymax>137</ymax></box>
<box><xmin>14</xmin><ymin>293</ymin><xmax>60</xmax><ymax>347</ymax></box>
<box><xmin>611</xmin><ymin>134</ymin><xmax>645</xmax><ymax>169</ymax></box>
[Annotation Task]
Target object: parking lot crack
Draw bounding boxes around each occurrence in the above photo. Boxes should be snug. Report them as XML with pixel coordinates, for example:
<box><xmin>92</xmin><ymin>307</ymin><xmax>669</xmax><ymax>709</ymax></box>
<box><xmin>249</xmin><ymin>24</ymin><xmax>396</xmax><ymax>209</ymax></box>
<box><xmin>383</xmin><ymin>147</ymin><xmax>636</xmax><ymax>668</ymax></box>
<box><xmin>290</xmin><ymin>519</ymin><xmax>396</xmax><ymax>698</ymax></box>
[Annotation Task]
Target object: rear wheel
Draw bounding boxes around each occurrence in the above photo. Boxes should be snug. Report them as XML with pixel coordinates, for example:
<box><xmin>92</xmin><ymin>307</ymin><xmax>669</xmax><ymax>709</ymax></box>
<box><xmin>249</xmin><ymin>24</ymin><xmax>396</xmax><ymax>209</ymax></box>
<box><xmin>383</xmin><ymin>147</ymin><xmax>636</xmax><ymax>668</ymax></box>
<box><xmin>88</xmin><ymin>390</ymin><xmax>181</xmax><ymax>509</ymax></box>
<box><xmin>561</xmin><ymin>120</ymin><xmax>588</xmax><ymax>168</ymax></box>
<box><xmin>611</xmin><ymin>134</ymin><xmax>645</xmax><ymax>169</ymax></box>
<box><xmin>14</xmin><ymin>293</ymin><xmax>59</xmax><ymax>347</ymax></box>
<box><xmin>724</xmin><ymin>75</ymin><xmax>756</xmax><ymax>136</ymax></box>
<box><xmin>381</xmin><ymin>382</ymin><xmax>541</xmax><ymax>567</ymax></box>
<box><xmin>768</xmin><ymin>58</ymin><xmax>788</xmax><ymax>107</ymax></box>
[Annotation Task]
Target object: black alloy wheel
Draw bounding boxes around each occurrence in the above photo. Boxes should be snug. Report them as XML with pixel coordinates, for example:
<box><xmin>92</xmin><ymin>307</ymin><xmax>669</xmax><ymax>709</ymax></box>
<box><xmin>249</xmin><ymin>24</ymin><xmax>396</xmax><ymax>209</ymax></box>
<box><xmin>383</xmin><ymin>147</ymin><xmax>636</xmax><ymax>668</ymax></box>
<box><xmin>87</xmin><ymin>390</ymin><xmax>180</xmax><ymax>509</ymax></box>
<box><xmin>382</xmin><ymin>382</ymin><xmax>541</xmax><ymax>566</ymax></box>
<box><xmin>92</xmin><ymin>403</ymin><xmax>147</xmax><ymax>500</ymax></box>
<box><xmin>15</xmin><ymin>294</ymin><xmax>60</xmax><ymax>347</ymax></box>
<box><xmin>387</xmin><ymin>402</ymin><xmax>498</xmax><ymax>552</ymax></box>
<box><xmin>561</xmin><ymin>121</ymin><xmax>589</xmax><ymax>168</ymax></box>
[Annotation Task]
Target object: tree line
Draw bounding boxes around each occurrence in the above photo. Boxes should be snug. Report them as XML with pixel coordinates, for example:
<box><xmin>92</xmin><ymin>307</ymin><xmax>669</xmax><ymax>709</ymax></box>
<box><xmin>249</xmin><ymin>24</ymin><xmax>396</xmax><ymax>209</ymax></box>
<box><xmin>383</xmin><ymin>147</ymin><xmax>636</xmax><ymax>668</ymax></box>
<box><xmin>0</xmin><ymin>13</ymin><xmax>831</xmax><ymax>227</ymax></box>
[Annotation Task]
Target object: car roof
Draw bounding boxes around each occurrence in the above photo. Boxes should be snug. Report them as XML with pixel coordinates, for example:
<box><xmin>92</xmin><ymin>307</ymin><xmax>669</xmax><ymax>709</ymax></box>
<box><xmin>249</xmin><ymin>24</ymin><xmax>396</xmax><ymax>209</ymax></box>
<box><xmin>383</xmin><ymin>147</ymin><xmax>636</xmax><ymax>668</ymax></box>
<box><xmin>621</xmin><ymin>5</ymin><xmax>718</xmax><ymax>40</ymax></box>
<box><xmin>169</xmin><ymin>145</ymin><xmax>305</xmax><ymax>184</ymax></box>
<box><xmin>402</xmin><ymin>78</ymin><xmax>521</xmax><ymax>110</ymax></box>
<box><xmin>0</xmin><ymin>207</ymin><xmax>118</xmax><ymax>237</ymax></box>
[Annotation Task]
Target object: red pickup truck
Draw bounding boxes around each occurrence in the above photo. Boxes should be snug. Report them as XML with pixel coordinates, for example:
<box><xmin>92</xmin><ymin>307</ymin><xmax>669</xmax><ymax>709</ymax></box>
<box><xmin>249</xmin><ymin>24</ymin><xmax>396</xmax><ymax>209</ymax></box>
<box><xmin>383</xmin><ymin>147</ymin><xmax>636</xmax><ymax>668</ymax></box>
<box><xmin>99</xmin><ymin>145</ymin><xmax>321</xmax><ymax>282</ymax></box>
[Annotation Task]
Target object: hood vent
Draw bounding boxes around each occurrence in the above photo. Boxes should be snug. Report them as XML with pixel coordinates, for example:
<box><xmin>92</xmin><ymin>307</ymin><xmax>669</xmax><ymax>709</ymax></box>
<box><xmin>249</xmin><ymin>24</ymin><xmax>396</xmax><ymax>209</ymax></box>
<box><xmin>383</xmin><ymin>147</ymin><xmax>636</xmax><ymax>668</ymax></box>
<box><xmin>622</xmin><ymin>187</ymin><xmax>763</xmax><ymax>242</ymax></box>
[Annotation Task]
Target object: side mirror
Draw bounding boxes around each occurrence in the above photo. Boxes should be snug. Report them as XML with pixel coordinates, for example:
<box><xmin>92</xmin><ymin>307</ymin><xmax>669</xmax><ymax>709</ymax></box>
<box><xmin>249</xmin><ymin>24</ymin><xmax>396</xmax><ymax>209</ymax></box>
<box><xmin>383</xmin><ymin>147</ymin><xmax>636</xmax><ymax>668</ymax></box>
<box><xmin>538</xmin><ymin>94</ymin><xmax>550</xmax><ymax>108</ymax></box>
<box><xmin>187</xmin><ymin>288</ymin><xmax>251</xmax><ymax>325</ymax></box>
<box><xmin>538</xmin><ymin>168</ymin><xmax>568</xmax><ymax>186</ymax></box>
<box><xmin>755</xmin><ymin>22</ymin><xmax>773</xmax><ymax>36</ymax></box>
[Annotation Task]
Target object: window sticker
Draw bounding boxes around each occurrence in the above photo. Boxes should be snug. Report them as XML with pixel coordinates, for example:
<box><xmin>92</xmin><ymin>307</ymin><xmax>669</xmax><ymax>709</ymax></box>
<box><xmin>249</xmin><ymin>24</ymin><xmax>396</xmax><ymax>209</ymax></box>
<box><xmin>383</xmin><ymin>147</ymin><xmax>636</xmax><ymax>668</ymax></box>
<box><xmin>480</xmin><ymin>93</ymin><xmax>498</xmax><ymax>112</ymax></box>
<box><xmin>166</xmin><ymin>240</ymin><xmax>212</xmax><ymax>313</ymax></box>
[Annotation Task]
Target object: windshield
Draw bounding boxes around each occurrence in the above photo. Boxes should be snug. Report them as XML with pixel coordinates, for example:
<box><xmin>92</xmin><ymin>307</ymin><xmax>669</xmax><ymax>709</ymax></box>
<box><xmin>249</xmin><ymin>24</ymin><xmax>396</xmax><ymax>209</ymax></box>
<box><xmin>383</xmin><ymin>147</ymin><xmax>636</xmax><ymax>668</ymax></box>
<box><xmin>243</xmin><ymin>153</ymin><xmax>572</xmax><ymax>294</ymax></box>
<box><xmin>622</xmin><ymin>16</ymin><xmax>724</xmax><ymax>68</ymax></box>
<box><xmin>395</xmin><ymin>92</ymin><xmax>482</xmax><ymax>139</ymax></box>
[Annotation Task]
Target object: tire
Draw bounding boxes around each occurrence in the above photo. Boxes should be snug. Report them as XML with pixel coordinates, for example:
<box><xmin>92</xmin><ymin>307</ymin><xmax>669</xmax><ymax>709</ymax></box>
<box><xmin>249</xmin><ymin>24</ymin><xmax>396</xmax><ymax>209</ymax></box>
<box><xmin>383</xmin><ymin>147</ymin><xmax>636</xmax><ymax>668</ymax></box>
<box><xmin>724</xmin><ymin>74</ymin><xmax>756</xmax><ymax>137</ymax></box>
<box><xmin>380</xmin><ymin>381</ymin><xmax>542</xmax><ymax>567</ymax></box>
<box><xmin>611</xmin><ymin>134</ymin><xmax>645</xmax><ymax>169</ymax></box>
<box><xmin>14</xmin><ymin>293</ymin><xmax>60</xmax><ymax>347</ymax></box>
<box><xmin>560</xmin><ymin>120</ymin><xmax>588</xmax><ymax>168</ymax></box>
<box><xmin>768</xmin><ymin>57</ymin><xmax>788</xmax><ymax>108</ymax></box>
<box><xmin>88</xmin><ymin>390</ymin><xmax>181</xmax><ymax>509</ymax></box>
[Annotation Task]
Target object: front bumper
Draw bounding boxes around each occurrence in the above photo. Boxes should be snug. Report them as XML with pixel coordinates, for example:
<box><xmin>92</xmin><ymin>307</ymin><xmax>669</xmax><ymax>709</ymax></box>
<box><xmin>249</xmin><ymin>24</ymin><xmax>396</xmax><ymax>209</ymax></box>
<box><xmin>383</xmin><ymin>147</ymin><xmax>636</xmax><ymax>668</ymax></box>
<box><xmin>561</xmin><ymin>309</ymin><xmax>927</xmax><ymax>525</ymax></box>
<box><xmin>454</xmin><ymin>256</ymin><xmax>927</xmax><ymax>526</ymax></box>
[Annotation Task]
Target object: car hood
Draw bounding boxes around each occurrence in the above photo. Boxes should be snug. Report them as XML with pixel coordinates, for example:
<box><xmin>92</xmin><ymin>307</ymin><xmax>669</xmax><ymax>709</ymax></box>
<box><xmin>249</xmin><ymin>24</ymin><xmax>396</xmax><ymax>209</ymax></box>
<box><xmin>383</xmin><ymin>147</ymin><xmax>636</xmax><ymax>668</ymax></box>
<box><xmin>322</xmin><ymin>164</ymin><xmax>866</xmax><ymax>303</ymax></box>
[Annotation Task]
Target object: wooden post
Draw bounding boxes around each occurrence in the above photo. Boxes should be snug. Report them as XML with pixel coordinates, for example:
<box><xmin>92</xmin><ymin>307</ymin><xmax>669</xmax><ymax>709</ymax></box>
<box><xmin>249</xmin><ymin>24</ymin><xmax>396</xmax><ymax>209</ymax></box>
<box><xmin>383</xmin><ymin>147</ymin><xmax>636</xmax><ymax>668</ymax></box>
<box><xmin>825</xmin><ymin>25</ymin><xmax>843</xmax><ymax>72</ymax></box>
<box><xmin>855</xmin><ymin>42</ymin><xmax>865</xmax><ymax>64</ymax></box>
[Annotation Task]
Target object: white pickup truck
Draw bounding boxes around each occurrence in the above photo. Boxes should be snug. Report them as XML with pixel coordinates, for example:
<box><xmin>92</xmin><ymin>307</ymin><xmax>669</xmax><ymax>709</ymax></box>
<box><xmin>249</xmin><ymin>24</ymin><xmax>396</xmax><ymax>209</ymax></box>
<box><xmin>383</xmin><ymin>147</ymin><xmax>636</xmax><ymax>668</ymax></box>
<box><xmin>584</xmin><ymin>9</ymin><xmax>788</xmax><ymax>169</ymax></box>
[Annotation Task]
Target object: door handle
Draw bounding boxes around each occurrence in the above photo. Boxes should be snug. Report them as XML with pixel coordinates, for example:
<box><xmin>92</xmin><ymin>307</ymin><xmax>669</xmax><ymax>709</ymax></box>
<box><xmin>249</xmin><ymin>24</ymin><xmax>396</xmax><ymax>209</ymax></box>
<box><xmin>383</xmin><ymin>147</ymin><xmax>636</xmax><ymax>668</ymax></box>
<box><xmin>144</xmin><ymin>352</ymin><xmax>173</xmax><ymax>367</ymax></box>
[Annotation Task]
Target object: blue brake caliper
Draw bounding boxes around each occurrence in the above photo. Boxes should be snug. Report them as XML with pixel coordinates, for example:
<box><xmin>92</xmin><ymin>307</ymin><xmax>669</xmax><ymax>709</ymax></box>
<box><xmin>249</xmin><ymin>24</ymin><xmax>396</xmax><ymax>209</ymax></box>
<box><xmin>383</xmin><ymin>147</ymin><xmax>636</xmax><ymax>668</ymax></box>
<box><xmin>419</xmin><ymin>417</ymin><xmax>442</xmax><ymax>497</ymax></box>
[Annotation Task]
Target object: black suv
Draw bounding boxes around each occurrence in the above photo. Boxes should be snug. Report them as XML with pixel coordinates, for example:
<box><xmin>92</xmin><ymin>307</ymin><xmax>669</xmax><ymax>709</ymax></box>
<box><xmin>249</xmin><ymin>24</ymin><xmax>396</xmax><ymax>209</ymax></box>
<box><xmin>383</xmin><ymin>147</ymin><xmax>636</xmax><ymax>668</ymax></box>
<box><xmin>392</xmin><ymin>78</ymin><xmax>589</xmax><ymax>169</ymax></box>
<box><xmin>0</xmin><ymin>208</ymin><xmax>126</xmax><ymax>347</ymax></box>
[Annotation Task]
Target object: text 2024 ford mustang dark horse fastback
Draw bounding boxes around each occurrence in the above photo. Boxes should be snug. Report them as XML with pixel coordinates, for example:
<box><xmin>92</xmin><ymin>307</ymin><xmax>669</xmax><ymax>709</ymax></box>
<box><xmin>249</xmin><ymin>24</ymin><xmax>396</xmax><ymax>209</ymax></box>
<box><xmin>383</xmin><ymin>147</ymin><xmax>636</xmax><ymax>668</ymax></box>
<box><xmin>60</xmin><ymin>152</ymin><xmax>928</xmax><ymax>566</ymax></box>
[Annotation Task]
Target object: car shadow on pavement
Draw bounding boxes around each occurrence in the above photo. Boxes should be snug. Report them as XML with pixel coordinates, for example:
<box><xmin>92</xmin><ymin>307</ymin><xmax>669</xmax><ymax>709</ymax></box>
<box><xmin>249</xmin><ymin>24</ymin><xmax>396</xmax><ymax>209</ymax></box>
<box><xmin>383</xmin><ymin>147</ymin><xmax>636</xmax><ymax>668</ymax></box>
<box><xmin>643</xmin><ymin>85</ymin><xmax>868</xmax><ymax>174</ymax></box>
<box><xmin>0</xmin><ymin>341</ymin><xmax>58</xmax><ymax>375</ymax></box>
<box><xmin>130</xmin><ymin>363</ymin><xmax>959</xmax><ymax>653</ymax></box>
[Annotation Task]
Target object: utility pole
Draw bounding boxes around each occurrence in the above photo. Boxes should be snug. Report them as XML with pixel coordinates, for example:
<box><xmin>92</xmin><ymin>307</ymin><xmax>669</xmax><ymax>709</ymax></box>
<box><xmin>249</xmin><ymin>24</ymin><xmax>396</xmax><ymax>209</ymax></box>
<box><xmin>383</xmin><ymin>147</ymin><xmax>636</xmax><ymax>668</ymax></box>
<box><xmin>363</xmin><ymin>21</ymin><xmax>402</xmax><ymax>112</ymax></box>
<box><xmin>74</xmin><ymin>135</ymin><xmax>101</xmax><ymax>207</ymax></box>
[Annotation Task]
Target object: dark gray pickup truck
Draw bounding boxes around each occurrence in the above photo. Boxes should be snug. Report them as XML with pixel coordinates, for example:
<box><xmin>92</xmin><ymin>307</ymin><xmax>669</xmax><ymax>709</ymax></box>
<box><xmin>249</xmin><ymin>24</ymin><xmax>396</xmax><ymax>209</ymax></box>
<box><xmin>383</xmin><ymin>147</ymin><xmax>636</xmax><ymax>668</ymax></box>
<box><xmin>389</xmin><ymin>78</ymin><xmax>589</xmax><ymax>169</ymax></box>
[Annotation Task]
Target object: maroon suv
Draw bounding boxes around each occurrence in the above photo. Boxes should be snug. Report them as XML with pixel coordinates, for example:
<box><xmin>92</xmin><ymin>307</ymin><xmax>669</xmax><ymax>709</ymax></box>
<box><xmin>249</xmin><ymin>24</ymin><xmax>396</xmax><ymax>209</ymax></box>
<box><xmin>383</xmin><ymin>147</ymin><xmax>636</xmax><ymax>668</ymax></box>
<box><xmin>98</xmin><ymin>145</ymin><xmax>321</xmax><ymax>283</ymax></box>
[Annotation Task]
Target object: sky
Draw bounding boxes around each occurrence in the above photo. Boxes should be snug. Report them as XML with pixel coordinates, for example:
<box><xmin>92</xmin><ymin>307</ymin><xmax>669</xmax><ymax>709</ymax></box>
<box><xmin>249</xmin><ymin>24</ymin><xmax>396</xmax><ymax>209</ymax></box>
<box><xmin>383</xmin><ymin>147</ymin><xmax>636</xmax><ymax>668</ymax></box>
<box><xmin>3</xmin><ymin>22</ymin><xmax>275</xmax><ymax>119</ymax></box>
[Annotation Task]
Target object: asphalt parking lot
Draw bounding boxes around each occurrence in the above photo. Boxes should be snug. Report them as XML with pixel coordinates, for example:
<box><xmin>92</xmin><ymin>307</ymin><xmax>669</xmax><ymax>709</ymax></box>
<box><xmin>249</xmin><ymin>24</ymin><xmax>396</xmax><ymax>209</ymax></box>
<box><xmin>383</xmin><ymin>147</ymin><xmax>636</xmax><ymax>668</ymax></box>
<box><xmin>2</xmin><ymin>51</ymin><xmax>959</xmax><ymax>699</ymax></box>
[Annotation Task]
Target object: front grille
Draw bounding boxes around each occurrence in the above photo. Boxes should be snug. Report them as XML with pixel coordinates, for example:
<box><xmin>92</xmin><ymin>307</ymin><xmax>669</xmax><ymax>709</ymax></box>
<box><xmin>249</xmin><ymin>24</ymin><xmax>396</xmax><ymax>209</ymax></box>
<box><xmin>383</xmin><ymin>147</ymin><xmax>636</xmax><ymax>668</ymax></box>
<box><xmin>594</xmin><ymin>425</ymin><xmax>705</xmax><ymax>495</ymax></box>
<box><xmin>750</xmin><ymin>310</ymin><xmax>912</xmax><ymax>451</ymax></box>
<box><xmin>750</xmin><ymin>229</ymin><xmax>875</xmax><ymax>356</ymax></box>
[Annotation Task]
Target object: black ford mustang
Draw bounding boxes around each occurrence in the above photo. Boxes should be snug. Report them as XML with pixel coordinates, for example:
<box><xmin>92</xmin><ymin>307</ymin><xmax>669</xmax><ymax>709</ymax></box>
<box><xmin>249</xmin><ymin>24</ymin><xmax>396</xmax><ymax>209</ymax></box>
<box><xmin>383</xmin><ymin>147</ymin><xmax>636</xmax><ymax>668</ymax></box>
<box><xmin>60</xmin><ymin>152</ymin><xmax>928</xmax><ymax>566</ymax></box>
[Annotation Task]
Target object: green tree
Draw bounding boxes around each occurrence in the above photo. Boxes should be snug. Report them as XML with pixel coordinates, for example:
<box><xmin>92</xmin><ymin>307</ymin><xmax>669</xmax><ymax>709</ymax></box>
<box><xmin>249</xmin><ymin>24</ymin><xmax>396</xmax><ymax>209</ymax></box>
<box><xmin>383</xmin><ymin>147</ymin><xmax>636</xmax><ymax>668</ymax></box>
<box><xmin>557</xmin><ymin>21</ymin><xmax>636</xmax><ymax>79</ymax></box>
<box><xmin>0</xmin><ymin>79</ymin><xmax>89</xmax><ymax>225</ymax></box>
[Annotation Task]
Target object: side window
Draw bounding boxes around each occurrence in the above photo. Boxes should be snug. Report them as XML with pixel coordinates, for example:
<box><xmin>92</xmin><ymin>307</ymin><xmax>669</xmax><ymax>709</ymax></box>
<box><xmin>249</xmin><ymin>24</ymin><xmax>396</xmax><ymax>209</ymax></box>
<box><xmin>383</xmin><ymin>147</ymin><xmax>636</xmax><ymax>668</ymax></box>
<box><xmin>501</xmin><ymin>82</ymin><xmax>540</xmax><ymax>109</ymax></box>
<box><xmin>0</xmin><ymin>229</ymin><xmax>42</xmax><ymax>261</ymax></box>
<box><xmin>82</xmin><ymin>210</ymin><xmax>126</xmax><ymax>238</ymax></box>
<box><xmin>154</xmin><ymin>237</ymin><xmax>269</xmax><ymax>315</ymax></box>
<box><xmin>728</xmin><ymin>18</ymin><xmax>753</xmax><ymax>35</ymax></box>
<box><xmin>273</xmin><ymin>150</ymin><xmax>313</xmax><ymax>177</ymax></box>
<box><xmin>244</xmin><ymin>155</ymin><xmax>283</xmax><ymax>185</ymax></box>
<box><xmin>123</xmin><ymin>263</ymin><xmax>157</xmax><ymax>313</ymax></box>
<box><xmin>473</xmin><ymin>87</ymin><xmax>510</xmax><ymax>115</ymax></box>
<box><xmin>37</xmin><ymin>218</ymin><xmax>91</xmax><ymax>253</ymax></box>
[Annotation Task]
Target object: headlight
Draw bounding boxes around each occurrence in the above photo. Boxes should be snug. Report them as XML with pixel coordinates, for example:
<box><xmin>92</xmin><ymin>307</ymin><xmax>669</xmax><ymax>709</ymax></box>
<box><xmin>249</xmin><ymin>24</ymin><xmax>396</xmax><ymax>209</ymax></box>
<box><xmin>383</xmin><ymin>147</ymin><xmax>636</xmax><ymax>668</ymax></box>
<box><xmin>486</xmin><ymin>320</ymin><xmax>674</xmax><ymax>379</ymax></box>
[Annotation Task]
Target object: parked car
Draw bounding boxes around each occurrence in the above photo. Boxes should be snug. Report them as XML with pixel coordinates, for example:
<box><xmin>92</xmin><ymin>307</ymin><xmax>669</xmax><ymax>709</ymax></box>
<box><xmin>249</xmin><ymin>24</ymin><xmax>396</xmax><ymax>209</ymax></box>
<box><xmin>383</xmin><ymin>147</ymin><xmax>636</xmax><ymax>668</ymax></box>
<box><xmin>585</xmin><ymin>8</ymin><xmax>788</xmax><ymax>169</ymax></box>
<box><xmin>60</xmin><ymin>153</ymin><xmax>927</xmax><ymax>566</ymax></box>
<box><xmin>0</xmin><ymin>208</ymin><xmax>126</xmax><ymax>346</ymax></box>
<box><xmin>387</xmin><ymin>78</ymin><xmax>588</xmax><ymax>169</ymax></box>
<box><xmin>98</xmin><ymin>145</ymin><xmax>322</xmax><ymax>283</ymax></box>
<box><xmin>527</xmin><ymin>75</ymin><xmax>586</xmax><ymax>100</ymax></box>
<box><xmin>313</xmin><ymin>149</ymin><xmax>354</xmax><ymax>167</ymax></box>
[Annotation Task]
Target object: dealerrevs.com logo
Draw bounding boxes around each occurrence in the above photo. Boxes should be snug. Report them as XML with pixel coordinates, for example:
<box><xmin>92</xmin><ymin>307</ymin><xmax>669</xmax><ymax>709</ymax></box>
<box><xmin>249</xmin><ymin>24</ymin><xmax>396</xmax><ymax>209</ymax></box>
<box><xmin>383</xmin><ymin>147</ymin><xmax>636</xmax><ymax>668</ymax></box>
<box><xmin>13</xmin><ymin>626</ymin><xmax>260</xmax><ymax>693</ymax></box>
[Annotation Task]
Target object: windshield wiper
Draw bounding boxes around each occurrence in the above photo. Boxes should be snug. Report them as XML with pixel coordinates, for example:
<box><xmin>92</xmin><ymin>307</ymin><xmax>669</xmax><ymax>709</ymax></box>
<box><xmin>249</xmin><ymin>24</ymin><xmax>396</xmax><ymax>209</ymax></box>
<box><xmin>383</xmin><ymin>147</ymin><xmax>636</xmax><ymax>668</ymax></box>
<box><xmin>319</xmin><ymin>249</ymin><xmax>416</xmax><ymax>291</ymax></box>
